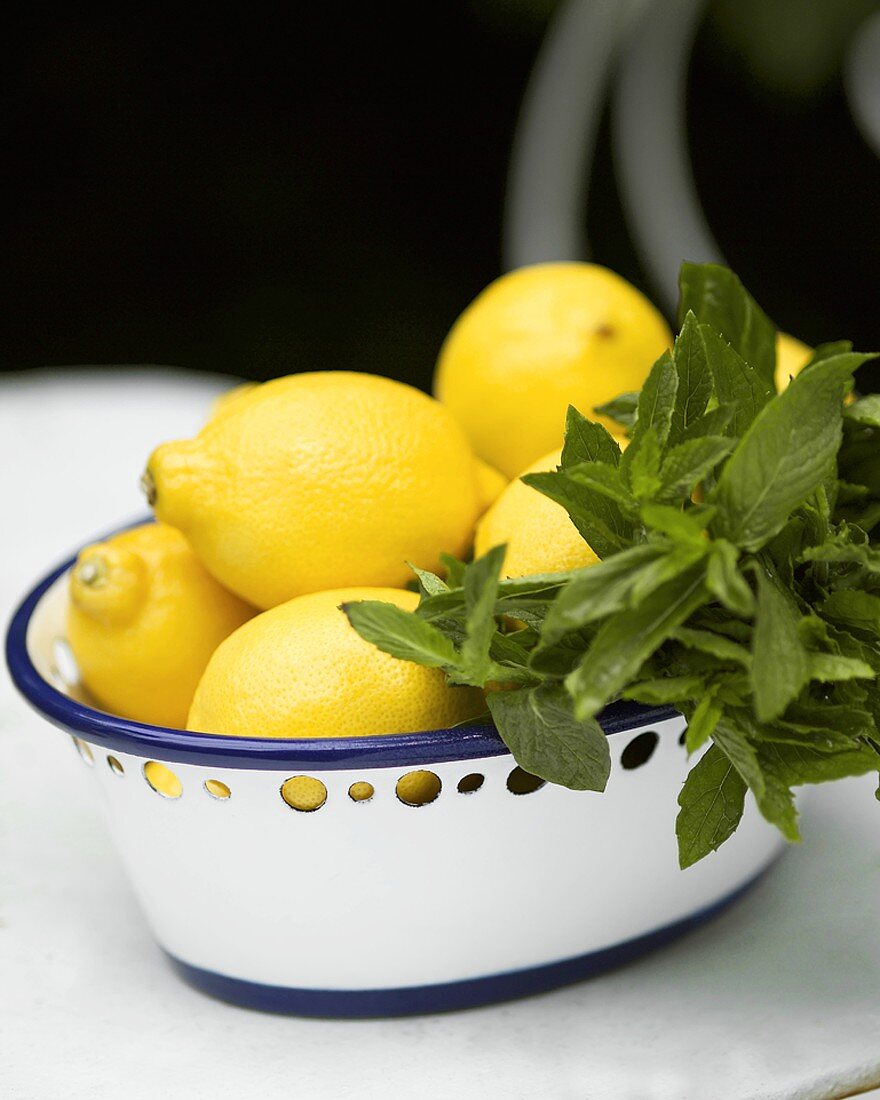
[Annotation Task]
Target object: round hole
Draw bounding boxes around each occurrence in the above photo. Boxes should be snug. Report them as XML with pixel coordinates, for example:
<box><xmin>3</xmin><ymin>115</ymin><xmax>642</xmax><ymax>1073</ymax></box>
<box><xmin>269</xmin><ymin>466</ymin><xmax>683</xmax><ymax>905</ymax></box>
<box><xmin>506</xmin><ymin>766</ymin><xmax>545</xmax><ymax>795</ymax></box>
<box><xmin>281</xmin><ymin>775</ymin><xmax>327</xmax><ymax>812</ymax></box>
<box><xmin>143</xmin><ymin>761</ymin><xmax>183</xmax><ymax>799</ymax></box>
<box><xmin>621</xmin><ymin>730</ymin><xmax>660</xmax><ymax>770</ymax></box>
<box><xmin>204</xmin><ymin>779</ymin><xmax>231</xmax><ymax>800</ymax></box>
<box><xmin>107</xmin><ymin>755</ymin><xmax>124</xmax><ymax>777</ymax></box>
<box><xmin>396</xmin><ymin>770</ymin><xmax>441</xmax><ymax>807</ymax></box>
<box><xmin>348</xmin><ymin>781</ymin><xmax>374</xmax><ymax>803</ymax></box>
<box><xmin>72</xmin><ymin>737</ymin><xmax>94</xmax><ymax>765</ymax></box>
<box><xmin>457</xmin><ymin>773</ymin><xmax>484</xmax><ymax>794</ymax></box>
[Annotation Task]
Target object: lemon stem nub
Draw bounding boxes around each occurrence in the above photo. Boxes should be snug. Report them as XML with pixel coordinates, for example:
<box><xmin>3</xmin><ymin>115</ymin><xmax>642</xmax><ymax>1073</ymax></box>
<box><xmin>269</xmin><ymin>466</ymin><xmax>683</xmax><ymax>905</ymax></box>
<box><xmin>141</xmin><ymin>468</ymin><xmax>157</xmax><ymax>507</ymax></box>
<box><xmin>76</xmin><ymin>557</ymin><xmax>108</xmax><ymax>587</ymax></box>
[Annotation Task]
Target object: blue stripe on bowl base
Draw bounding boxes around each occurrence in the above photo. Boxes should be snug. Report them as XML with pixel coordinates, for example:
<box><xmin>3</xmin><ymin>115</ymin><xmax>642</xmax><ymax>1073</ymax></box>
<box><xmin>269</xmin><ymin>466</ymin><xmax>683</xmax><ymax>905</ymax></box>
<box><xmin>164</xmin><ymin>870</ymin><xmax>770</xmax><ymax>1018</ymax></box>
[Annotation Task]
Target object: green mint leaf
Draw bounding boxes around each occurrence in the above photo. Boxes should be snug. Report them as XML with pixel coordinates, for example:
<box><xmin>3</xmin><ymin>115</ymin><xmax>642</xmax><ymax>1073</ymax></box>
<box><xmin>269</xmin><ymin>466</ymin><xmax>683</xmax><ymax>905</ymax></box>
<box><xmin>627</xmin><ymin>425</ymin><xmax>664</xmax><ymax>500</ymax></box>
<box><xmin>522</xmin><ymin>469</ymin><xmax>633</xmax><ymax>558</ymax></box>
<box><xmin>676</xmin><ymin>743</ymin><xmax>747</xmax><ymax>868</ymax></box>
<box><xmin>672</xmin><ymin>626</ymin><xmax>751</xmax><ymax>667</ymax></box>
<box><xmin>699</xmin><ymin>324</ymin><xmax>772</xmax><ymax>437</ymax></box>
<box><xmin>622</xmin><ymin>351</ymin><xmax>678</xmax><ymax>483</ymax></box>
<box><xmin>560</xmin><ymin>406</ymin><xmax>624</xmax><ymax>468</ymax></box>
<box><xmin>757</xmin><ymin>720</ymin><xmax>869</xmax><ymax>754</ymax></box>
<box><xmin>641</xmin><ymin>502</ymin><xmax>716</xmax><ymax>544</ymax></box>
<box><xmin>538</xmin><ymin>543</ymin><xmax>706</xmax><ymax>651</ymax></box>
<box><xmin>677</xmin><ymin>262</ymin><xmax>777</xmax><ymax>389</ymax></box>
<box><xmin>844</xmin><ymin>394</ymin><xmax>880</xmax><ymax>428</ymax></box>
<box><xmin>669</xmin><ymin>311</ymin><xmax>713</xmax><ymax>440</ymax></box>
<box><xmin>758</xmin><ymin>740</ymin><xmax>879</xmax><ymax>787</ymax></box>
<box><xmin>343</xmin><ymin>600</ymin><xmax>459</xmax><ymax>669</ymax></box>
<box><xmin>658</xmin><ymin>436</ymin><xmax>733</xmax><ymax>503</ymax></box>
<box><xmin>536</xmin><ymin>545</ymin><xmax>663</xmax><ymax>648</ymax></box>
<box><xmin>486</xmin><ymin>682</ymin><xmax>611</xmax><ymax>791</ymax></box>
<box><xmin>711</xmin><ymin>356</ymin><xmax>854</xmax><ymax>551</ymax></box>
<box><xmin>713</xmin><ymin>718</ymin><xmax>800</xmax><ymax>841</ymax></box>
<box><xmin>681</xmin><ymin>404</ymin><xmax>735</xmax><ymax>442</ymax></box>
<box><xmin>820</xmin><ymin>590</ymin><xmax>880</xmax><ymax>635</ymax></box>
<box><xmin>409</xmin><ymin>563</ymin><xmax>448</xmax><ymax>598</ymax></box>
<box><xmin>802</xmin><ymin>350</ymin><xmax>875</xmax><ymax>381</ymax></box>
<box><xmin>802</xmin><ymin>340</ymin><xmax>853</xmax><ymax>369</ymax></box>
<box><xmin>683</xmin><ymin>688</ymin><xmax>724</xmax><ymax>753</ymax></box>
<box><xmin>566</xmin><ymin>567</ymin><xmax>709</xmax><ymax>719</ymax></box>
<box><xmin>621</xmin><ymin>675</ymin><xmax>705</xmax><ymax>704</ymax></box>
<box><xmin>488</xmin><ymin>631</ymin><xmax>541</xmax><ymax>682</ymax></box>
<box><xmin>801</xmin><ymin>538</ymin><xmax>880</xmax><ymax>576</ymax></box>
<box><xmin>808</xmin><ymin>653</ymin><xmax>874</xmax><ymax>683</ymax></box>
<box><xmin>560</xmin><ymin>462</ymin><xmax>639</xmax><ymax>512</ymax></box>
<box><xmin>750</xmin><ymin>566</ymin><xmax>810</xmax><ymax>722</ymax></box>
<box><xmin>460</xmin><ymin>545</ymin><xmax>506</xmax><ymax>683</ymax></box>
<box><xmin>439</xmin><ymin>552</ymin><xmax>466</xmax><ymax>588</ymax></box>
<box><xmin>593</xmin><ymin>392</ymin><xmax>638</xmax><ymax>429</ymax></box>
<box><xmin>706</xmin><ymin>540</ymin><xmax>755</xmax><ymax>616</ymax></box>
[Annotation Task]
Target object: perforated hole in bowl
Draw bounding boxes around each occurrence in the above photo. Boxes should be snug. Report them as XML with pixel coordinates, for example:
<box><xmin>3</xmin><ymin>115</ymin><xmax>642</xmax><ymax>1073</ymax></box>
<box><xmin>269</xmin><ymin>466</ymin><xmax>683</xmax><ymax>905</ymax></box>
<box><xmin>72</xmin><ymin>737</ymin><xmax>94</xmax><ymax>765</ymax></box>
<box><xmin>457</xmin><ymin>773</ymin><xmax>484</xmax><ymax>794</ymax></box>
<box><xmin>281</xmin><ymin>776</ymin><xmax>327</xmax><ymax>812</ymax></box>
<box><xmin>52</xmin><ymin>637</ymin><xmax>81</xmax><ymax>687</ymax></box>
<box><xmin>506</xmin><ymin>767</ymin><xmax>545</xmax><ymax>795</ymax></box>
<box><xmin>143</xmin><ymin>761</ymin><xmax>183</xmax><ymax>799</ymax></box>
<box><xmin>621</xmin><ymin>730</ymin><xmax>660</xmax><ymax>770</ymax></box>
<box><xmin>204</xmin><ymin>779</ymin><xmax>231</xmax><ymax>800</ymax></box>
<box><xmin>396</xmin><ymin>770</ymin><xmax>441</xmax><ymax>806</ymax></box>
<box><xmin>348</xmin><ymin>781</ymin><xmax>374</xmax><ymax>802</ymax></box>
<box><xmin>106</xmin><ymin>755</ymin><xmax>124</xmax><ymax>777</ymax></box>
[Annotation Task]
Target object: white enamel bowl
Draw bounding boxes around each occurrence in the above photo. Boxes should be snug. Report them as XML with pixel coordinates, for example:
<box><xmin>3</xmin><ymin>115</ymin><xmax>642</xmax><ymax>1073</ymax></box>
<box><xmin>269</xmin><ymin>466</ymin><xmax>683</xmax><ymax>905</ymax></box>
<box><xmin>6</xmin><ymin>534</ymin><xmax>784</xmax><ymax>1016</ymax></box>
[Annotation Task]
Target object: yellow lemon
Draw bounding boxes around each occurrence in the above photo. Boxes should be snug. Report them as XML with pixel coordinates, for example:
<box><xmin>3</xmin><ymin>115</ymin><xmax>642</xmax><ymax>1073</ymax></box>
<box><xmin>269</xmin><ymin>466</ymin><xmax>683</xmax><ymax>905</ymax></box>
<box><xmin>775</xmin><ymin>332</ymin><xmax>812</xmax><ymax>392</ymax></box>
<box><xmin>67</xmin><ymin>523</ymin><xmax>254</xmax><ymax>728</ymax></box>
<box><xmin>145</xmin><ymin>372</ymin><xmax>482</xmax><ymax>609</ymax></box>
<box><xmin>475</xmin><ymin>450</ymin><xmax>603</xmax><ymax>578</ymax></box>
<box><xmin>474</xmin><ymin>458</ymin><xmax>508</xmax><ymax>515</ymax></box>
<box><xmin>209</xmin><ymin>381</ymin><xmax>257</xmax><ymax>421</ymax></box>
<box><xmin>434</xmin><ymin>263</ymin><xmax>671</xmax><ymax>478</ymax></box>
<box><xmin>187</xmin><ymin>587</ymin><xmax>485</xmax><ymax>738</ymax></box>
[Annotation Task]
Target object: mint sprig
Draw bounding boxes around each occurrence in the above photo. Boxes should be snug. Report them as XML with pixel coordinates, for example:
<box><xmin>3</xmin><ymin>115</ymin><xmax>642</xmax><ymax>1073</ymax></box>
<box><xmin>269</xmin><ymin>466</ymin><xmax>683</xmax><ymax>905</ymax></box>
<box><xmin>345</xmin><ymin>262</ymin><xmax>880</xmax><ymax>868</ymax></box>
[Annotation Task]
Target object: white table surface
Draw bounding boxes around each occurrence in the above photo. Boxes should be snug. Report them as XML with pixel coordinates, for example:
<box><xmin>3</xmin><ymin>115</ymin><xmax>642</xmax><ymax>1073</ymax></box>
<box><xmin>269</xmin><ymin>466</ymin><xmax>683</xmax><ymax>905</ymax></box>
<box><xmin>2</xmin><ymin>369</ymin><xmax>880</xmax><ymax>1100</ymax></box>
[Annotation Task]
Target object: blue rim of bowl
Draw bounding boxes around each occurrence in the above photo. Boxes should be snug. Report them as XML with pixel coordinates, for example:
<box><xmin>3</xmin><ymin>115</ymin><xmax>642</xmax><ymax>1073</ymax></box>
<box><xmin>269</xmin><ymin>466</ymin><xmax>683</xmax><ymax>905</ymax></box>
<box><xmin>5</xmin><ymin>530</ymin><xmax>679</xmax><ymax>771</ymax></box>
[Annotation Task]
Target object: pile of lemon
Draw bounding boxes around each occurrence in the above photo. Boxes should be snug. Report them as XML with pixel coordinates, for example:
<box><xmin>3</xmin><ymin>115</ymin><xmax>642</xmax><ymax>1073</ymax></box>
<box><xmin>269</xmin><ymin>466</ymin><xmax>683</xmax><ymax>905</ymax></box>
<box><xmin>67</xmin><ymin>264</ymin><xmax>812</xmax><ymax>741</ymax></box>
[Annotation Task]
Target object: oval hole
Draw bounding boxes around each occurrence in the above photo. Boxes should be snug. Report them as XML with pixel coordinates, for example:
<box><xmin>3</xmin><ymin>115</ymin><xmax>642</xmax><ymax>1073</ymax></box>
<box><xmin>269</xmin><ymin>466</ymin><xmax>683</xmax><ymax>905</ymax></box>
<box><xmin>457</xmin><ymin>773</ymin><xmax>484</xmax><ymax>794</ymax></box>
<box><xmin>678</xmin><ymin>729</ymin><xmax>687</xmax><ymax>747</ymax></box>
<box><xmin>281</xmin><ymin>775</ymin><xmax>327</xmax><ymax>812</ymax></box>
<box><xmin>506</xmin><ymin>767</ymin><xmax>545</xmax><ymax>795</ymax></box>
<box><xmin>107</xmin><ymin>755</ymin><xmax>124</xmax><ymax>777</ymax></box>
<box><xmin>204</xmin><ymin>779</ymin><xmax>231</xmax><ymax>800</ymax></box>
<box><xmin>72</xmin><ymin>737</ymin><xmax>94</xmax><ymax>765</ymax></box>
<box><xmin>53</xmin><ymin>637</ymin><xmax>81</xmax><ymax>686</ymax></box>
<box><xmin>396</xmin><ymin>770</ymin><xmax>441</xmax><ymax>807</ymax></box>
<box><xmin>348</xmin><ymin>781</ymin><xmax>374</xmax><ymax>803</ymax></box>
<box><xmin>621</xmin><ymin>730</ymin><xmax>660</xmax><ymax>770</ymax></box>
<box><xmin>144</xmin><ymin>761</ymin><xmax>183</xmax><ymax>799</ymax></box>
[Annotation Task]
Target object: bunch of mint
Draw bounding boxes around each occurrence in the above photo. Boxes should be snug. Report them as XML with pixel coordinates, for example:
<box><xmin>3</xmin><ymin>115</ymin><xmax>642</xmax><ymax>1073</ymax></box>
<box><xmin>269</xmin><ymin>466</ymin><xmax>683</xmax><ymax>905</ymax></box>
<box><xmin>345</xmin><ymin>263</ymin><xmax>880</xmax><ymax>868</ymax></box>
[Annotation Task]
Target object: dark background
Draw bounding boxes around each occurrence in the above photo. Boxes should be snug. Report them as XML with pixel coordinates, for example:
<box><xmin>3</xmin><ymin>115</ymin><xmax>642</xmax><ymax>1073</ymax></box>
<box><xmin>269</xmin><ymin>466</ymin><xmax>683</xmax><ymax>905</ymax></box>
<box><xmin>5</xmin><ymin>1</ymin><xmax>880</xmax><ymax>394</ymax></box>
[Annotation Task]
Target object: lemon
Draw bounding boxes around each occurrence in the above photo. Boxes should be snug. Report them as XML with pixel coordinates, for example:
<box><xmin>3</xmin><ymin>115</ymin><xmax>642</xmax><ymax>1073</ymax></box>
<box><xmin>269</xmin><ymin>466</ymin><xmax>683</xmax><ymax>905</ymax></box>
<box><xmin>474</xmin><ymin>459</ymin><xmax>508</xmax><ymax>515</ymax></box>
<box><xmin>775</xmin><ymin>332</ymin><xmax>812</xmax><ymax>392</ymax></box>
<box><xmin>475</xmin><ymin>450</ymin><xmax>602</xmax><ymax>577</ymax></box>
<box><xmin>434</xmin><ymin>263</ymin><xmax>671</xmax><ymax>478</ymax></box>
<box><xmin>67</xmin><ymin>523</ymin><xmax>253</xmax><ymax>728</ymax></box>
<box><xmin>209</xmin><ymin>381</ymin><xmax>257</xmax><ymax>421</ymax></box>
<box><xmin>187</xmin><ymin>587</ymin><xmax>485</xmax><ymax>738</ymax></box>
<box><xmin>145</xmin><ymin>372</ymin><xmax>481</xmax><ymax>609</ymax></box>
